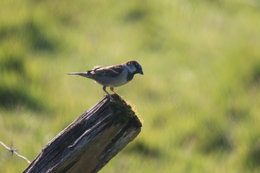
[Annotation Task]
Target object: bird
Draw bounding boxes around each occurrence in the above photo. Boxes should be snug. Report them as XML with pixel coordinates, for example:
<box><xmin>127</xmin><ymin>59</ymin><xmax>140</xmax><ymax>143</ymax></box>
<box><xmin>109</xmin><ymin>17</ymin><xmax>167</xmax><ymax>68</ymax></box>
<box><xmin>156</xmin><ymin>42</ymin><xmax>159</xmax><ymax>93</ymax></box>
<box><xmin>68</xmin><ymin>60</ymin><xmax>143</xmax><ymax>97</ymax></box>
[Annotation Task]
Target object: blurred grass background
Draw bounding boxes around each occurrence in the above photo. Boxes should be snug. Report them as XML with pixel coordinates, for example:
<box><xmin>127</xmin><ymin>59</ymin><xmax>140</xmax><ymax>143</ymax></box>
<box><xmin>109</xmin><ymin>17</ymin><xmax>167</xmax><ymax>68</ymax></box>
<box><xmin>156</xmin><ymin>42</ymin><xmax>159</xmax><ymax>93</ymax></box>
<box><xmin>1</xmin><ymin>0</ymin><xmax>260</xmax><ymax>172</ymax></box>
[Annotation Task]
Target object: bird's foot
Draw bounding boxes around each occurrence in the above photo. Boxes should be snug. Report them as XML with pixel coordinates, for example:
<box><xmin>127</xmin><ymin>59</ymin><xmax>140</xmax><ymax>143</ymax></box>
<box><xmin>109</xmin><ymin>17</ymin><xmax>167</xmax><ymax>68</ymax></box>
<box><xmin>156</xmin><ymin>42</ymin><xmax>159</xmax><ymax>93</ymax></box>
<box><xmin>109</xmin><ymin>87</ymin><xmax>118</xmax><ymax>97</ymax></box>
<box><xmin>104</xmin><ymin>93</ymin><xmax>114</xmax><ymax>101</ymax></box>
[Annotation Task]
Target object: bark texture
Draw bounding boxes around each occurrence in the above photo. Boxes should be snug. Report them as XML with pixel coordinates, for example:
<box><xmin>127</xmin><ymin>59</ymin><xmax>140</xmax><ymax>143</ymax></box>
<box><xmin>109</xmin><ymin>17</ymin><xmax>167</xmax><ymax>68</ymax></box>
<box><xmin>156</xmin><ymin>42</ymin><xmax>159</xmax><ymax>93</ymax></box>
<box><xmin>23</xmin><ymin>94</ymin><xmax>142</xmax><ymax>173</ymax></box>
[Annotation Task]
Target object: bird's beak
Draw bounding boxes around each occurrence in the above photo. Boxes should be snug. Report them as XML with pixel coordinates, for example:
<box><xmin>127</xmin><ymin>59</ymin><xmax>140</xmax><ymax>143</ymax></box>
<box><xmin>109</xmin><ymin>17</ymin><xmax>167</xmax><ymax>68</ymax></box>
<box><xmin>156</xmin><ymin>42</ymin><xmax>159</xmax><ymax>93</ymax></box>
<box><xmin>139</xmin><ymin>70</ymin><xmax>144</xmax><ymax>75</ymax></box>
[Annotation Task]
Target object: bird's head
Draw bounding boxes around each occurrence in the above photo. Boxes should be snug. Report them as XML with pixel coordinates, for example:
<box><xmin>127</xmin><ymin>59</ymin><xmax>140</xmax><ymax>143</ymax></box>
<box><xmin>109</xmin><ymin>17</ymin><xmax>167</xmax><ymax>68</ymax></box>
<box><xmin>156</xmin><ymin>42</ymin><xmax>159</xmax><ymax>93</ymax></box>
<box><xmin>125</xmin><ymin>60</ymin><xmax>144</xmax><ymax>75</ymax></box>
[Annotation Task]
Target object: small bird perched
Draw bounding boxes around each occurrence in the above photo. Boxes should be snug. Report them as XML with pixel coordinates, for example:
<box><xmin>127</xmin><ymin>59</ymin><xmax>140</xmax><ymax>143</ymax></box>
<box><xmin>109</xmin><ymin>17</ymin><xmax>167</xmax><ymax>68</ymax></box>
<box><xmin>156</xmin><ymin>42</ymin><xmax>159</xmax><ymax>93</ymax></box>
<box><xmin>68</xmin><ymin>60</ymin><xmax>143</xmax><ymax>97</ymax></box>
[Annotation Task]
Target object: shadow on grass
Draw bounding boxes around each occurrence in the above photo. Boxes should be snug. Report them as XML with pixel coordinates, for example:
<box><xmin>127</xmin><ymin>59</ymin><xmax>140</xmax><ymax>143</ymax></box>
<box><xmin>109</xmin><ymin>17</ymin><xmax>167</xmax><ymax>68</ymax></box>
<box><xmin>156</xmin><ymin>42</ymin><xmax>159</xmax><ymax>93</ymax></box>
<box><xmin>23</xmin><ymin>20</ymin><xmax>57</xmax><ymax>52</ymax></box>
<box><xmin>245</xmin><ymin>139</ymin><xmax>260</xmax><ymax>169</ymax></box>
<box><xmin>226</xmin><ymin>105</ymin><xmax>249</xmax><ymax>123</ymax></box>
<box><xmin>199</xmin><ymin>131</ymin><xmax>232</xmax><ymax>154</ymax></box>
<box><xmin>123</xmin><ymin>6</ymin><xmax>148</xmax><ymax>23</ymax></box>
<box><xmin>0</xmin><ymin>18</ymin><xmax>59</xmax><ymax>53</ymax></box>
<box><xmin>180</xmin><ymin>121</ymin><xmax>233</xmax><ymax>154</ymax></box>
<box><xmin>0</xmin><ymin>51</ymin><xmax>25</xmax><ymax>74</ymax></box>
<box><xmin>126</xmin><ymin>141</ymin><xmax>162</xmax><ymax>158</ymax></box>
<box><xmin>0</xmin><ymin>86</ymin><xmax>46</xmax><ymax>112</ymax></box>
<box><xmin>250</xmin><ymin>61</ymin><xmax>260</xmax><ymax>86</ymax></box>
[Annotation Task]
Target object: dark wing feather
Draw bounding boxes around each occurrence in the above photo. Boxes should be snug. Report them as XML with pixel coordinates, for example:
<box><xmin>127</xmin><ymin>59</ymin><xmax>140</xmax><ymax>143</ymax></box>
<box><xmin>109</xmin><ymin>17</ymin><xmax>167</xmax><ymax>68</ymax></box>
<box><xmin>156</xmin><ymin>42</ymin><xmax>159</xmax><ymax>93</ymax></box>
<box><xmin>91</xmin><ymin>65</ymin><xmax>124</xmax><ymax>77</ymax></box>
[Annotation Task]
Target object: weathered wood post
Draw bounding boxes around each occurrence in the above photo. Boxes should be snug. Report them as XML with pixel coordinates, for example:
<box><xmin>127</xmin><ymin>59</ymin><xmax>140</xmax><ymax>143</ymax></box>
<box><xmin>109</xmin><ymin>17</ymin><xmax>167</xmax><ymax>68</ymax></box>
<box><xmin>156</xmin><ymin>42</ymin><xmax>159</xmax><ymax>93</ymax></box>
<box><xmin>23</xmin><ymin>94</ymin><xmax>142</xmax><ymax>173</ymax></box>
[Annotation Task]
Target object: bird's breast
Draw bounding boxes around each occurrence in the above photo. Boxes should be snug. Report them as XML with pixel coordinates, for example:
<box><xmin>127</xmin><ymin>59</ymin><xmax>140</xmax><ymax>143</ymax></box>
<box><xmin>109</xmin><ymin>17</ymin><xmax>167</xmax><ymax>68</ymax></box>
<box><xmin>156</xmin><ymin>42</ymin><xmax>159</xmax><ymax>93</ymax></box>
<box><xmin>94</xmin><ymin>69</ymin><xmax>129</xmax><ymax>87</ymax></box>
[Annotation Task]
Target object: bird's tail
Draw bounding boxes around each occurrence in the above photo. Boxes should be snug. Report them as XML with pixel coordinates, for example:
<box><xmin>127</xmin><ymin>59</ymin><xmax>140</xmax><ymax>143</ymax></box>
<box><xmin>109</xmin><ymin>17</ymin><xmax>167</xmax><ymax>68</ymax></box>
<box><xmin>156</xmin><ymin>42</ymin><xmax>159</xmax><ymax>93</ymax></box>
<box><xmin>67</xmin><ymin>71</ymin><xmax>92</xmax><ymax>78</ymax></box>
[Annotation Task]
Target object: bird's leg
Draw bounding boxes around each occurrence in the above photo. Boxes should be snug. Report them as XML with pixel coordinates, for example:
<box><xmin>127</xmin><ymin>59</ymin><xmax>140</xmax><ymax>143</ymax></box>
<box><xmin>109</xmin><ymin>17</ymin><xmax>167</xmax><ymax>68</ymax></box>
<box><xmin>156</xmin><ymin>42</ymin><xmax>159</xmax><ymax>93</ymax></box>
<box><xmin>110</xmin><ymin>87</ymin><xmax>117</xmax><ymax>94</ymax></box>
<box><xmin>103</xmin><ymin>86</ymin><xmax>112</xmax><ymax>99</ymax></box>
<box><xmin>103</xmin><ymin>86</ymin><xmax>110</xmax><ymax>95</ymax></box>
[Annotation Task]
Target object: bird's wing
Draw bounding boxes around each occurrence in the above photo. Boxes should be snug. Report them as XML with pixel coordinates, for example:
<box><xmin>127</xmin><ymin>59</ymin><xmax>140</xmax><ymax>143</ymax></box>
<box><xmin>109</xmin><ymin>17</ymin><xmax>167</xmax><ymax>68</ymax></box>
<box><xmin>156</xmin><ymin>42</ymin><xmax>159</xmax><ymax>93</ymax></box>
<box><xmin>92</xmin><ymin>65</ymin><xmax>124</xmax><ymax>77</ymax></box>
<box><xmin>92</xmin><ymin>66</ymin><xmax>102</xmax><ymax>71</ymax></box>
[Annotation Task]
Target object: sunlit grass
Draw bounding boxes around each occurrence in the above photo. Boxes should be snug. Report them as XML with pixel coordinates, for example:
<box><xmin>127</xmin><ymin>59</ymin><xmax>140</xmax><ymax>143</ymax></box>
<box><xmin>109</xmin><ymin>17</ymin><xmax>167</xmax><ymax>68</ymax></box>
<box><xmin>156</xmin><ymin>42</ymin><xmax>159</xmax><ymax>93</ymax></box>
<box><xmin>0</xmin><ymin>0</ymin><xmax>260</xmax><ymax>172</ymax></box>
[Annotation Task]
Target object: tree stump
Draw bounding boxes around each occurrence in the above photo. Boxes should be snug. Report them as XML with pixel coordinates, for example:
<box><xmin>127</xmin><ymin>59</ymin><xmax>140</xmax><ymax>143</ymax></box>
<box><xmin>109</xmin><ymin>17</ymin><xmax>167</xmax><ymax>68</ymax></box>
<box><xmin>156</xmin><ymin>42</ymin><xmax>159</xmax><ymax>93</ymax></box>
<box><xmin>23</xmin><ymin>94</ymin><xmax>142</xmax><ymax>173</ymax></box>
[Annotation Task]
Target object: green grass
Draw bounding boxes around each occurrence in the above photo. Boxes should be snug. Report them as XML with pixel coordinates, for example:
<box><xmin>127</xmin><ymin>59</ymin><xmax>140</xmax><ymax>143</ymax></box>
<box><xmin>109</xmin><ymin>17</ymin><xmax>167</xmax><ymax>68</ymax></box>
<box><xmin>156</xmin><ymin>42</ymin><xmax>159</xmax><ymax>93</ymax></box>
<box><xmin>1</xmin><ymin>0</ymin><xmax>260</xmax><ymax>172</ymax></box>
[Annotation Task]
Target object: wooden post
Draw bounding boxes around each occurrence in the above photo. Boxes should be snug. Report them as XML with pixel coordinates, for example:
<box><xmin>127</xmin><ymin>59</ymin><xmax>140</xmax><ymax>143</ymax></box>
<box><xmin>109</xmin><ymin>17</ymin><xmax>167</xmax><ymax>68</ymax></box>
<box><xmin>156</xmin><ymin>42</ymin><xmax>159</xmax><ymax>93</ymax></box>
<box><xmin>23</xmin><ymin>94</ymin><xmax>142</xmax><ymax>173</ymax></box>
